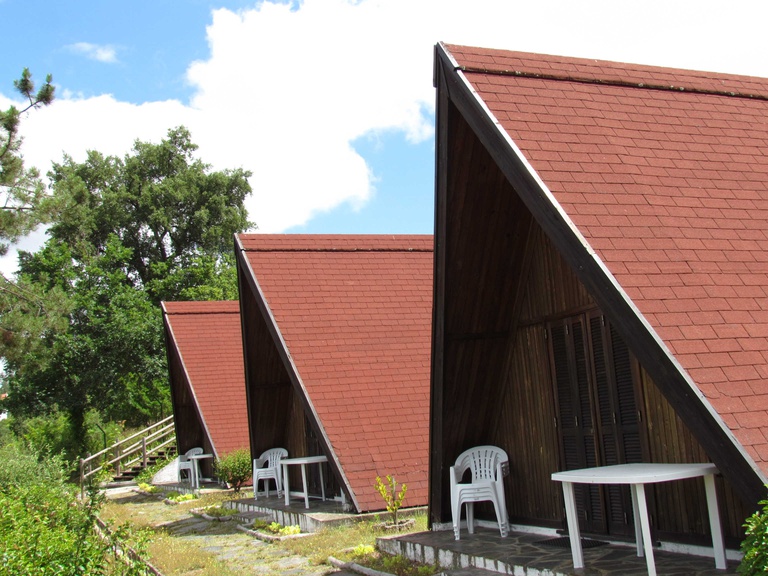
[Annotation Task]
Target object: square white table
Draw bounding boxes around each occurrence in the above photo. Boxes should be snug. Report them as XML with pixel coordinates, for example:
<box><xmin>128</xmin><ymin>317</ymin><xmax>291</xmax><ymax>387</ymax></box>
<box><xmin>281</xmin><ymin>455</ymin><xmax>328</xmax><ymax>509</ymax></box>
<box><xmin>188</xmin><ymin>453</ymin><xmax>213</xmax><ymax>489</ymax></box>
<box><xmin>552</xmin><ymin>463</ymin><xmax>725</xmax><ymax>576</ymax></box>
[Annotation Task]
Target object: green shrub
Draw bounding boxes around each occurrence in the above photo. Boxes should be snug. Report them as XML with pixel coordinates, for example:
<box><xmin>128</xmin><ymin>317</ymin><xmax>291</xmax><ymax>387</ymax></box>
<box><xmin>167</xmin><ymin>492</ymin><xmax>197</xmax><ymax>503</ymax></box>
<box><xmin>740</xmin><ymin>496</ymin><xmax>768</xmax><ymax>575</ymax></box>
<box><xmin>214</xmin><ymin>448</ymin><xmax>252</xmax><ymax>494</ymax></box>
<box><xmin>0</xmin><ymin>442</ymin><xmax>149</xmax><ymax>575</ymax></box>
<box><xmin>201</xmin><ymin>505</ymin><xmax>238</xmax><ymax>518</ymax></box>
<box><xmin>374</xmin><ymin>475</ymin><xmax>408</xmax><ymax>525</ymax></box>
<box><xmin>0</xmin><ymin>442</ymin><xmax>67</xmax><ymax>487</ymax></box>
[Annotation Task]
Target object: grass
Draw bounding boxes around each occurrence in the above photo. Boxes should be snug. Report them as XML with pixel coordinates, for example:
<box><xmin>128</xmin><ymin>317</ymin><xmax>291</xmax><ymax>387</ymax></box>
<box><xmin>279</xmin><ymin>512</ymin><xmax>432</xmax><ymax>570</ymax></box>
<box><xmin>143</xmin><ymin>531</ymin><xmax>240</xmax><ymax>576</ymax></box>
<box><xmin>102</xmin><ymin>490</ymin><xmax>436</xmax><ymax>576</ymax></box>
<box><xmin>101</xmin><ymin>490</ymin><xmax>245</xmax><ymax>576</ymax></box>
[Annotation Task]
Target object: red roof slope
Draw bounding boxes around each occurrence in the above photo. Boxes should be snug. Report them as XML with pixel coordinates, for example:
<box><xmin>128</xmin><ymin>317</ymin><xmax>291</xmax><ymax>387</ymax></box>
<box><xmin>162</xmin><ymin>301</ymin><xmax>249</xmax><ymax>457</ymax></box>
<box><xmin>238</xmin><ymin>234</ymin><xmax>433</xmax><ymax>511</ymax></box>
<box><xmin>445</xmin><ymin>43</ymin><xmax>768</xmax><ymax>472</ymax></box>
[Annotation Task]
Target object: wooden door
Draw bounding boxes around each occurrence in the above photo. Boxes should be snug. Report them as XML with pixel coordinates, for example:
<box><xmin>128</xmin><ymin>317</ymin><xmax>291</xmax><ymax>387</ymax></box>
<box><xmin>549</xmin><ymin>311</ymin><xmax>643</xmax><ymax>537</ymax></box>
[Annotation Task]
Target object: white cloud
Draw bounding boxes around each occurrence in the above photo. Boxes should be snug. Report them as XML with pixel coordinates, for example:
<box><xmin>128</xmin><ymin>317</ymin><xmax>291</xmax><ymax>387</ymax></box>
<box><xmin>3</xmin><ymin>0</ymin><xmax>768</xmax><ymax>270</ymax></box>
<box><xmin>66</xmin><ymin>42</ymin><xmax>119</xmax><ymax>63</ymax></box>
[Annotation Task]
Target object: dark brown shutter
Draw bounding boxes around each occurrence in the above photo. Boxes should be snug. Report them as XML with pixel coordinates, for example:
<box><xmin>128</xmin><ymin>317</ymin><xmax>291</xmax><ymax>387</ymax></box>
<box><xmin>552</xmin><ymin>312</ymin><xmax>644</xmax><ymax>537</ymax></box>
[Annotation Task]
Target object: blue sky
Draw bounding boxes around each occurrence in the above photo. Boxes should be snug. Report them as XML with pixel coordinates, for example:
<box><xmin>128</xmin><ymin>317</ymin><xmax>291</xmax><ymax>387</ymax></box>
<box><xmin>2</xmin><ymin>0</ymin><xmax>768</xmax><ymax>272</ymax></box>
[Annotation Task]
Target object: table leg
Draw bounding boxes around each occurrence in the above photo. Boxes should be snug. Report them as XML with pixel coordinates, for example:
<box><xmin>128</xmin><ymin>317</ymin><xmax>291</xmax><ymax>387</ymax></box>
<box><xmin>318</xmin><ymin>462</ymin><xmax>326</xmax><ymax>501</ymax></box>
<box><xmin>703</xmin><ymin>474</ymin><xmax>726</xmax><ymax>569</ymax></box>
<box><xmin>630</xmin><ymin>483</ymin><xmax>643</xmax><ymax>556</ymax></box>
<box><xmin>631</xmin><ymin>484</ymin><xmax>656</xmax><ymax>576</ymax></box>
<box><xmin>283</xmin><ymin>465</ymin><xmax>290</xmax><ymax>506</ymax></box>
<box><xmin>300</xmin><ymin>464</ymin><xmax>309</xmax><ymax>509</ymax></box>
<box><xmin>561</xmin><ymin>482</ymin><xmax>583</xmax><ymax>569</ymax></box>
<box><xmin>192</xmin><ymin>461</ymin><xmax>199</xmax><ymax>490</ymax></box>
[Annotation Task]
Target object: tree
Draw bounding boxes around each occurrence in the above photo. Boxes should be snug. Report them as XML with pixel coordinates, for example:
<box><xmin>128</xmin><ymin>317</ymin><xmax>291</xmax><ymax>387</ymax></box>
<box><xmin>2</xmin><ymin>127</ymin><xmax>252</xmax><ymax>445</ymax></box>
<box><xmin>0</xmin><ymin>69</ymin><xmax>55</xmax><ymax>255</ymax></box>
<box><xmin>47</xmin><ymin>126</ymin><xmax>251</xmax><ymax>303</ymax></box>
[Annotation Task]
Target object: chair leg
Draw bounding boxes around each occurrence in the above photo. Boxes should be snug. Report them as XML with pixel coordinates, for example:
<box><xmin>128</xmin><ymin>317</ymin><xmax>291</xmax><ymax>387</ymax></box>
<box><xmin>451</xmin><ymin>494</ymin><xmax>461</xmax><ymax>540</ymax></box>
<box><xmin>466</xmin><ymin>502</ymin><xmax>475</xmax><ymax>534</ymax></box>
<box><xmin>490</xmin><ymin>498</ymin><xmax>508</xmax><ymax>538</ymax></box>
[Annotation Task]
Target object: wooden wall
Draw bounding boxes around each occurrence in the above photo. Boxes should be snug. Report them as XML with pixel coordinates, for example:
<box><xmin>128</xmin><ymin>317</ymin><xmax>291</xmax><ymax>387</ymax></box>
<box><xmin>166</xmin><ymin>334</ymin><xmax>207</xmax><ymax>455</ymax></box>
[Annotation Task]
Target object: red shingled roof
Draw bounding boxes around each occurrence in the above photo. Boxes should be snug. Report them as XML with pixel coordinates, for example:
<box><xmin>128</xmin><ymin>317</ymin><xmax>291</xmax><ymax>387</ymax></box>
<box><xmin>162</xmin><ymin>301</ymin><xmax>249</xmax><ymax>457</ymax></box>
<box><xmin>445</xmin><ymin>43</ymin><xmax>768</xmax><ymax>473</ymax></box>
<box><xmin>238</xmin><ymin>234</ymin><xmax>433</xmax><ymax>511</ymax></box>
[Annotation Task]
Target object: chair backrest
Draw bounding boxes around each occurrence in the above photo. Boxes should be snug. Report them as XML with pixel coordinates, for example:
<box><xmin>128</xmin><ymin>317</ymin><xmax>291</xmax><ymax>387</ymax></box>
<box><xmin>259</xmin><ymin>448</ymin><xmax>288</xmax><ymax>468</ymax></box>
<box><xmin>454</xmin><ymin>445</ymin><xmax>508</xmax><ymax>482</ymax></box>
<box><xmin>181</xmin><ymin>447</ymin><xmax>204</xmax><ymax>462</ymax></box>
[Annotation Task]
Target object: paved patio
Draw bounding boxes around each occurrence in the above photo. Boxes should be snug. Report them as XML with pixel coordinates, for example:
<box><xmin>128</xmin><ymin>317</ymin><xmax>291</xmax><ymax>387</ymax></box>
<box><xmin>379</xmin><ymin>527</ymin><xmax>740</xmax><ymax>575</ymax></box>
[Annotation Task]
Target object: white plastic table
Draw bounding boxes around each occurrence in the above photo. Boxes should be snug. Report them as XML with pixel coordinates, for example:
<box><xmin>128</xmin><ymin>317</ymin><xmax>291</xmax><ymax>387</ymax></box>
<box><xmin>188</xmin><ymin>453</ymin><xmax>213</xmax><ymax>489</ymax></box>
<box><xmin>281</xmin><ymin>455</ymin><xmax>328</xmax><ymax>508</ymax></box>
<box><xmin>551</xmin><ymin>463</ymin><xmax>725</xmax><ymax>576</ymax></box>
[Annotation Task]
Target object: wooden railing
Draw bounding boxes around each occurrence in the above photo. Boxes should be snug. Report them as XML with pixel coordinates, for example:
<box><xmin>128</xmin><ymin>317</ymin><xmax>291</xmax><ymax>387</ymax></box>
<box><xmin>80</xmin><ymin>415</ymin><xmax>176</xmax><ymax>496</ymax></box>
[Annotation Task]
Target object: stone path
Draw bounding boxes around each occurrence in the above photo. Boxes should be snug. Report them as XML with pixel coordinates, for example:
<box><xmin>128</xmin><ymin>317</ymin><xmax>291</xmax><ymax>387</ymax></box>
<box><xmin>103</xmin><ymin>488</ymin><xmax>359</xmax><ymax>576</ymax></box>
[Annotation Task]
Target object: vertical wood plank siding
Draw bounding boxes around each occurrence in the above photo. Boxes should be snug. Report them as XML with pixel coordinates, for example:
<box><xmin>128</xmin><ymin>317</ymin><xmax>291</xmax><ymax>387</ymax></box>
<box><xmin>433</xmin><ymin>96</ymin><xmax>750</xmax><ymax>542</ymax></box>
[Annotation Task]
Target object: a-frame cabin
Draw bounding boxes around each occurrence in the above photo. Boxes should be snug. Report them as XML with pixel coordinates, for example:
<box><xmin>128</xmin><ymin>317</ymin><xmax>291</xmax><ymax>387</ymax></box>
<box><xmin>162</xmin><ymin>301</ymin><xmax>250</xmax><ymax>478</ymax></box>
<box><xmin>236</xmin><ymin>234</ymin><xmax>433</xmax><ymax>512</ymax></box>
<box><xmin>430</xmin><ymin>42</ymin><xmax>768</xmax><ymax>547</ymax></box>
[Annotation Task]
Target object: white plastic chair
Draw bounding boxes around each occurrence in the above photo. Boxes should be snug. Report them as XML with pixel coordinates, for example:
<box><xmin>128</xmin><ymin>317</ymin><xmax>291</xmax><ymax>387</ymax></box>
<box><xmin>178</xmin><ymin>447</ymin><xmax>204</xmax><ymax>484</ymax></box>
<box><xmin>253</xmin><ymin>448</ymin><xmax>288</xmax><ymax>499</ymax></box>
<box><xmin>450</xmin><ymin>445</ymin><xmax>510</xmax><ymax>540</ymax></box>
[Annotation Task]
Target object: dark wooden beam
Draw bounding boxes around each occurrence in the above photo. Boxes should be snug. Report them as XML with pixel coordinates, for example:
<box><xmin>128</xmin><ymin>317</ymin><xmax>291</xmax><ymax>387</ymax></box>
<box><xmin>428</xmin><ymin>42</ymin><xmax>450</xmax><ymax>528</ymax></box>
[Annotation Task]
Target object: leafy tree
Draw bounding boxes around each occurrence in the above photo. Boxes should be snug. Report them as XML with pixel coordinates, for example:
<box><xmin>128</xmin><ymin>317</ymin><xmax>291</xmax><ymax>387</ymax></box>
<box><xmin>0</xmin><ymin>68</ymin><xmax>55</xmax><ymax>255</ymax></box>
<box><xmin>47</xmin><ymin>125</ymin><xmax>251</xmax><ymax>303</ymax></box>
<box><xmin>2</xmin><ymin>127</ymin><xmax>252</xmax><ymax>446</ymax></box>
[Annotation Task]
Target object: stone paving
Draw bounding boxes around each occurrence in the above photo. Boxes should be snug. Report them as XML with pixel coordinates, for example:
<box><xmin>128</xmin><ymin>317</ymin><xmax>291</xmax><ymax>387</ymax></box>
<box><xmin>103</xmin><ymin>487</ymin><xmax>358</xmax><ymax>576</ymax></box>
<box><xmin>381</xmin><ymin>526</ymin><xmax>739</xmax><ymax>575</ymax></box>
<box><xmin>106</xmin><ymin>485</ymin><xmax>740</xmax><ymax>575</ymax></box>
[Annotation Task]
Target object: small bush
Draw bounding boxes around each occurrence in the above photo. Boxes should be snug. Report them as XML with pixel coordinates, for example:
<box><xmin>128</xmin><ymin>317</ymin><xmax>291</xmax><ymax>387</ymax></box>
<box><xmin>201</xmin><ymin>505</ymin><xmax>238</xmax><ymax>518</ymax></box>
<box><xmin>740</xmin><ymin>495</ymin><xmax>768</xmax><ymax>575</ymax></box>
<box><xmin>374</xmin><ymin>474</ymin><xmax>407</xmax><ymax>525</ymax></box>
<box><xmin>165</xmin><ymin>491</ymin><xmax>197</xmax><ymax>503</ymax></box>
<box><xmin>352</xmin><ymin>544</ymin><xmax>375</xmax><ymax>558</ymax></box>
<box><xmin>137</xmin><ymin>482</ymin><xmax>159</xmax><ymax>494</ymax></box>
<box><xmin>215</xmin><ymin>448</ymin><xmax>252</xmax><ymax>493</ymax></box>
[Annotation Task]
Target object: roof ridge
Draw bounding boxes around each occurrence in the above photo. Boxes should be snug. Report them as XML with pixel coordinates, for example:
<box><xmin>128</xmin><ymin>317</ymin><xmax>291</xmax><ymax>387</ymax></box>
<box><xmin>242</xmin><ymin>247</ymin><xmax>433</xmax><ymax>252</ymax></box>
<box><xmin>457</xmin><ymin>64</ymin><xmax>768</xmax><ymax>102</ymax></box>
<box><xmin>165</xmin><ymin>309</ymin><xmax>239</xmax><ymax>315</ymax></box>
